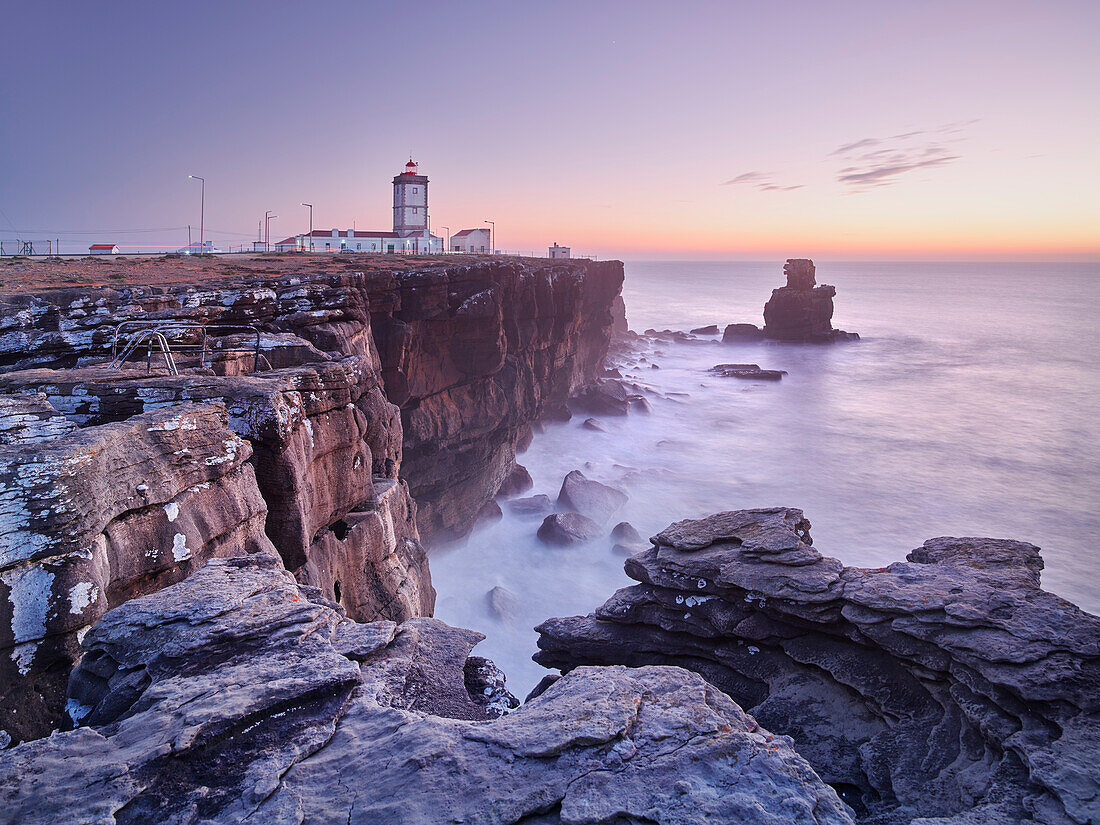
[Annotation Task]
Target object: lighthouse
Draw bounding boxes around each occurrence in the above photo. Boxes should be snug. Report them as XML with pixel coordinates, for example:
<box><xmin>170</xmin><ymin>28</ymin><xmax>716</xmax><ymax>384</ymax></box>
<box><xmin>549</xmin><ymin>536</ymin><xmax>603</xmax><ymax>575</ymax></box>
<box><xmin>392</xmin><ymin>159</ymin><xmax>428</xmax><ymax>236</ymax></box>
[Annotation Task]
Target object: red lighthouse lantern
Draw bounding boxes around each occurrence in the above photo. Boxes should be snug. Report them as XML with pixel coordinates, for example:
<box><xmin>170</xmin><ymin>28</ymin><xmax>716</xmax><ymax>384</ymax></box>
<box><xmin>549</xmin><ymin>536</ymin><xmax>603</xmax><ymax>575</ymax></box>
<box><xmin>403</xmin><ymin>159</ymin><xmax>418</xmax><ymax>175</ymax></box>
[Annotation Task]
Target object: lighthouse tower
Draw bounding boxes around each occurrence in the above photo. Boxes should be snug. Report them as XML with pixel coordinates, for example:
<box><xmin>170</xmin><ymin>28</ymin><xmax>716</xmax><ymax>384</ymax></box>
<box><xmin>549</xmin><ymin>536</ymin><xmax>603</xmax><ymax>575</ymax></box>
<box><xmin>392</xmin><ymin>159</ymin><xmax>428</xmax><ymax>237</ymax></box>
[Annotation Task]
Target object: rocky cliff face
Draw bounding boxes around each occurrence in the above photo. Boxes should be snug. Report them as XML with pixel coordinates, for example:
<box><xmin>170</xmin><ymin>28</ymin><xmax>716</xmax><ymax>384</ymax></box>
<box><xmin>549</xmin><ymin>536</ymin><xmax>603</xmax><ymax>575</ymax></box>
<box><xmin>0</xmin><ymin>553</ymin><xmax>855</xmax><ymax>825</ymax></box>
<box><xmin>536</xmin><ymin>508</ymin><xmax>1100</xmax><ymax>825</ymax></box>
<box><xmin>0</xmin><ymin>256</ymin><xmax>622</xmax><ymax>742</ymax></box>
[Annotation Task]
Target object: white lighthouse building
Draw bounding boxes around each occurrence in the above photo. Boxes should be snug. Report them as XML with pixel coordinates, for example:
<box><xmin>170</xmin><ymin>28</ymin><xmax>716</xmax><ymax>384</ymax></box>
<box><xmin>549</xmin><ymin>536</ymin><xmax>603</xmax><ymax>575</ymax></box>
<box><xmin>285</xmin><ymin>159</ymin><xmax>443</xmax><ymax>254</ymax></box>
<box><xmin>393</xmin><ymin>159</ymin><xmax>428</xmax><ymax>235</ymax></box>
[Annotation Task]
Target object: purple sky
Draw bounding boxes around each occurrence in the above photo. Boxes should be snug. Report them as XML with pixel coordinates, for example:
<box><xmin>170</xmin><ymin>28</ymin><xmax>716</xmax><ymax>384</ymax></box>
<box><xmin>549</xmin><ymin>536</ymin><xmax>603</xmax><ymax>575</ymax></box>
<box><xmin>2</xmin><ymin>1</ymin><xmax>1097</xmax><ymax>258</ymax></box>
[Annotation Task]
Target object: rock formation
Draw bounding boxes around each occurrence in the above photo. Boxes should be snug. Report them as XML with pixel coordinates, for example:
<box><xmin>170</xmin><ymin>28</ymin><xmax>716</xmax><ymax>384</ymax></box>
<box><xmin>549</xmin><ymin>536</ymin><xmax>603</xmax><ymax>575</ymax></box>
<box><xmin>763</xmin><ymin>259</ymin><xmax>858</xmax><ymax>342</ymax></box>
<box><xmin>0</xmin><ymin>553</ymin><xmax>855</xmax><ymax>825</ymax></box>
<box><xmin>536</xmin><ymin>507</ymin><xmax>1100</xmax><ymax>825</ymax></box>
<box><xmin>721</xmin><ymin>259</ymin><xmax>858</xmax><ymax>343</ymax></box>
<box><xmin>0</xmin><ymin>256</ymin><xmax>622</xmax><ymax>740</ymax></box>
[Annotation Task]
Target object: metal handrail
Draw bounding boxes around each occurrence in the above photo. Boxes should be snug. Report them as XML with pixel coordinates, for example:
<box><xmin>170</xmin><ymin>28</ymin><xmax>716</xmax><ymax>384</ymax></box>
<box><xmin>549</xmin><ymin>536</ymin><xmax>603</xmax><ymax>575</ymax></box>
<box><xmin>109</xmin><ymin>329</ymin><xmax>178</xmax><ymax>375</ymax></box>
<box><xmin>109</xmin><ymin>321</ymin><xmax>263</xmax><ymax>372</ymax></box>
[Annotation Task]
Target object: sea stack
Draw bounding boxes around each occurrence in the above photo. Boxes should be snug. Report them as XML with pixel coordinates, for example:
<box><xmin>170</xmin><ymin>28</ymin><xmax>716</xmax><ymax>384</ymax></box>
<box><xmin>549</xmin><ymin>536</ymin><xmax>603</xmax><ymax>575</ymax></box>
<box><xmin>761</xmin><ymin>258</ymin><xmax>858</xmax><ymax>342</ymax></box>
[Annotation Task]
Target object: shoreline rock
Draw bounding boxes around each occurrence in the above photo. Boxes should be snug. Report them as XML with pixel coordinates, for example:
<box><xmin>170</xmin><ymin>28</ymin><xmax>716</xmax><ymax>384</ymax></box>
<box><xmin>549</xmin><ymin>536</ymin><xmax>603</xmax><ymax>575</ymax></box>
<box><xmin>535</xmin><ymin>507</ymin><xmax>1100</xmax><ymax>824</ymax></box>
<box><xmin>0</xmin><ymin>553</ymin><xmax>855</xmax><ymax>824</ymax></box>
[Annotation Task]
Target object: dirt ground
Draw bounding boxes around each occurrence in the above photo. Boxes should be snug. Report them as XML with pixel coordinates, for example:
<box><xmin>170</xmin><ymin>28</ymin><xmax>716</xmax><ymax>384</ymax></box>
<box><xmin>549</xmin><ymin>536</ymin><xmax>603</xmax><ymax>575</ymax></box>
<box><xmin>0</xmin><ymin>252</ymin><xmax>551</xmax><ymax>295</ymax></box>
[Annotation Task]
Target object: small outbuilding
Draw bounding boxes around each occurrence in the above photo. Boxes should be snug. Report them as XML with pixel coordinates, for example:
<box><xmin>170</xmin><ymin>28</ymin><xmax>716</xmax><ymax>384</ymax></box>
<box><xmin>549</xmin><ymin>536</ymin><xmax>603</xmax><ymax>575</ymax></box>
<box><xmin>548</xmin><ymin>243</ymin><xmax>570</xmax><ymax>259</ymax></box>
<box><xmin>451</xmin><ymin>228</ymin><xmax>490</xmax><ymax>253</ymax></box>
<box><xmin>89</xmin><ymin>244</ymin><xmax>119</xmax><ymax>255</ymax></box>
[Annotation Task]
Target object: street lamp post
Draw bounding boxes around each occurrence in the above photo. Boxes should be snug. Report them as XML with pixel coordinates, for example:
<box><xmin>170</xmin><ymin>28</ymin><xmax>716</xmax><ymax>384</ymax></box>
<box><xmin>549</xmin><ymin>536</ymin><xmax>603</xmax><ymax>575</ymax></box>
<box><xmin>301</xmin><ymin>203</ymin><xmax>313</xmax><ymax>252</ymax></box>
<box><xmin>189</xmin><ymin>176</ymin><xmax>204</xmax><ymax>253</ymax></box>
<box><xmin>264</xmin><ymin>211</ymin><xmax>277</xmax><ymax>252</ymax></box>
<box><xmin>439</xmin><ymin>226</ymin><xmax>450</xmax><ymax>254</ymax></box>
<box><xmin>483</xmin><ymin>220</ymin><xmax>494</xmax><ymax>255</ymax></box>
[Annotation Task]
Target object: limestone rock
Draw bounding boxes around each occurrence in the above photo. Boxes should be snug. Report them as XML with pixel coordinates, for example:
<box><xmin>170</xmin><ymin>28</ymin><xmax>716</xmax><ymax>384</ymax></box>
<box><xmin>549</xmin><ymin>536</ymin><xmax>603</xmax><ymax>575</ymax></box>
<box><xmin>537</xmin><ymin>508</ymin><xmax>1100</xmax><ymax>824</ymax></box>
<box><xmin>0</xmin><ymin>554</ymin><xmax>854</xmax><ymax>825</ymax></box>
<box><xmin>556</xmin><ymin>469</ymin><xmax>628</xmax><ymax>524</ymax></box>
<box><xmin>537</xmin><ymin>513</ymin><xmax>603</xmax><ymax>546</ymax></box>
<box><xmin>0</xmin><ymin>402</ymin><xmax>273</xmax><ymax>744</ymax></box>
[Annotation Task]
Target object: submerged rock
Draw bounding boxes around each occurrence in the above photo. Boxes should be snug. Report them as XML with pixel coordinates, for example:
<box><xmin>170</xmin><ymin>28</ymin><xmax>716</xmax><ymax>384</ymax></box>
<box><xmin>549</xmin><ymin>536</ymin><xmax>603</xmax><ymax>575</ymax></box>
<box><xmin>582</xmin><ymin>417</ymin><xmax>607</xmax><ymax>432</ymax></box>
<box><xmin>0</xmin><ymin>554</ymin><xmax>854</xmax><ymax>824</ymax></box>
<box><xmin>486</xmin><ymin>585</ymin><xmax>520</xmax><ymax>622</ymax></box>
<box><xmin>690</xmin><ymin>324</ymin><xmax>720</xmax><ymax>335</ymax></box>
<box><xmin>710</xmin><ymin>363</ymin><xmax>787</xmax><ymax>380</ymax></box>
<box><xmin>556</xmin><ymin>469</ymin><xmax>628</xmax><ymax>524</ymax></box>
<box><xmin>507</xmin><ymin>494</ymin><xmax>554</xmax><ymax>518</ymax></box>
<box><xmin>536</xmin><ymin>507</ymin><xmax>1100</xmax><ymax>825</ymax></box>
<box><xmin>537</xmin><ymin>513</ymin><xmax>603</xmax><ymax>546</ymax></box>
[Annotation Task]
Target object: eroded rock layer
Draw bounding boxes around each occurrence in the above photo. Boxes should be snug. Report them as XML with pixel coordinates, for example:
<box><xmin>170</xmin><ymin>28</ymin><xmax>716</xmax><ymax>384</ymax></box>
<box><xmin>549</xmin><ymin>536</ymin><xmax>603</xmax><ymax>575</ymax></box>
<box><xmin>0</xmin><ymin>258</ymin><xmax>623</xmax><ymax>541</ymax></box>
<box><xmin>0</xmin><ymin>554</ymin><xmax>854</xmax><ymax>825</ymax></box>
<box><xmin>535</xmin><ymin>507</ymin><xmax>1100</xmax><ymax>825</ymax></box>
<box><xmin>0</xmin><ymin>257</ymin><xmax>621</xmax><ymax>741</ymax></box>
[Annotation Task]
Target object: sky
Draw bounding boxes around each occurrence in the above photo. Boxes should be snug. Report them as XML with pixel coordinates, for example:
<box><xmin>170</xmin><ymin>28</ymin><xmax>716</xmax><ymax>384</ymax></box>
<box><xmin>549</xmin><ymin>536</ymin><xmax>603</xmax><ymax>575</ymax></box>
<box><xmin>1</xmin><ymin>0</ymin><xmax>1098</xmax><ymax>260</ymax></box>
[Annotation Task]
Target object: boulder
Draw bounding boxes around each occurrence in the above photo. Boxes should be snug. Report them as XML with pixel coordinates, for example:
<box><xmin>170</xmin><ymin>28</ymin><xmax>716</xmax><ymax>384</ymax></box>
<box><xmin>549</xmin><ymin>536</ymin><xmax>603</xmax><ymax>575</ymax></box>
<box><xmin>556</xmin><ymin>469</ymin><xmax>628</xmax><ymax>524</ymax></box>
<box><xmin>0</xmin><ymin>554</ymin><xmax>855</xmax><ymax>825</ymax></box>
<box><xmin>536</xmin><ymin>508</ymin><xmax>1100</xmax><ymax>825</ymax></box>
<box><xmin>497</xmin><ymin>463</ymin><xmax>534</xmax><ymax>497</ymax></box>
<box><xmin>537</xmin><ymin>513</ymin><xmax>603</xmax><ymax>546</ymax></box>
<box><xmin>507</xmin><ymin>494</ymin><xmax>554</xmax><ymax>518</ymax></box>
<box><xmin>722</xmin><ymin>323</ymin><xmax>765</xmax><ymax>341</ymax></box>
<box><xmin>570</xmin><ymin>380</ymin><xmax>630</xmax><ymax>416</ymax></box>
<box><xmin>582</xmin><ymin>417</ymin><xmax>607</xmax><ymax>432</ymax></box>
<box><xmin>690</xmin><ymin>324</ymin><xmax>720</xmax><ymax>335</ymax></box>
<box><xmin>611</xmin><ymin>521</ymin><xmax>644</xmax><ymax>544</ymax></box>
<box><xmin>485</xmin><ymin>585</ymin><xmax>520</xmax><ymax>622</ymax></box>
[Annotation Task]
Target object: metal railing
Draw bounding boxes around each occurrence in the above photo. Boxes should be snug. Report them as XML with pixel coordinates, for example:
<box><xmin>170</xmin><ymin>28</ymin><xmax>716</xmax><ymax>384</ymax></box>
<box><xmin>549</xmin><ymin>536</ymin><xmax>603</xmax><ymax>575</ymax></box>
<box><xmin>108</xmin><ymin>321</ymin><xmax>264</xmax><ymax>373</ymax></box>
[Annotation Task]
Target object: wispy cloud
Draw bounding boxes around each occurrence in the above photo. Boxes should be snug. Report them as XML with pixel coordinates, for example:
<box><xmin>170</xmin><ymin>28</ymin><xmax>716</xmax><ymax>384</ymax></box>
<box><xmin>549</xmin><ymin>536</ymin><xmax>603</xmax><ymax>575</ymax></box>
<box><xmin>721</xmin><ymin>171</ymin><xmax>802</xmax><ymax>191</ymax></box>
<box><xmin>831</xmin><ymin>121</ymin><xmax>977</xmax><ymax>189</ymax></box>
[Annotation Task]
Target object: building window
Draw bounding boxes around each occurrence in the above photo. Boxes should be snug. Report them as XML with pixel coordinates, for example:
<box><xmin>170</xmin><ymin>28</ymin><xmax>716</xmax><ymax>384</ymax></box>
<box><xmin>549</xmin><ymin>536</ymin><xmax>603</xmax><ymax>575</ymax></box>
<box><xmin>412</xmin><ymin>208</ymin><xmax>417</xmax><ymax>214</ymax></box>
<box><xmin>372</xmin><ymin>243</ymin><xmax>377</xmax><ymax>250</ymax></box>
<box><xmin>357</xmin><ymin>243</ymin><xmax>361</xmax><ymax>250</ymax></box>
<box><xmin>326</xmin><ymin>243</ymin><xmax>331</xmax><ymax>249</ymax></box>
<box><xmin>413</xmin><ymin>188</ymin><xmax>417</xmax><ymax>193</ymax></box>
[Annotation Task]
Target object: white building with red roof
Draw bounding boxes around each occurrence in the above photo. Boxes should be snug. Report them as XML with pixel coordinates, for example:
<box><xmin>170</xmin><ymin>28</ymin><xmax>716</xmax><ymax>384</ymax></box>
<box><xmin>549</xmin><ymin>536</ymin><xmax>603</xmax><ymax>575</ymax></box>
<box><xmin>450</xmin><ymin>228</ymin><xmax>490</xmax><ymax>253</ymax></box>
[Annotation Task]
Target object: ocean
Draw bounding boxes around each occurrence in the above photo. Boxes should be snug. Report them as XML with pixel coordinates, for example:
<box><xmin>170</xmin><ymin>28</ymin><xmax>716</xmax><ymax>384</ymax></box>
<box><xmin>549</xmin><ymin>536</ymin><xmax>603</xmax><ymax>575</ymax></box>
<box><xmin>430</xmin><ymin>260</ymin><xmax>1100</xmax><ymax>699</ymax></box>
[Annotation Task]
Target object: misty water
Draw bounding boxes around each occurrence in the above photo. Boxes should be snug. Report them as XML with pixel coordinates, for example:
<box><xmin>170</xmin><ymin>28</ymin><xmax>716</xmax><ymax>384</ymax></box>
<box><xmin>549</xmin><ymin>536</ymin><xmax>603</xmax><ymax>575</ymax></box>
<box><xmin>430</xmin><ymin>260</ymin><xmax>1100</xmax><ymax>699</ymax></box>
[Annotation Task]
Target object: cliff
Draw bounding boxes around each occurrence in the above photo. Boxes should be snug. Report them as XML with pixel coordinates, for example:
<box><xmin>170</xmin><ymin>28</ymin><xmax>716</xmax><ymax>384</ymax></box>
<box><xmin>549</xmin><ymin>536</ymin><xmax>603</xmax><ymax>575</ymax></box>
<box><xmin>0</xmin><ymin>254</ymin><xmax>623</xmax><ymax>742</ymax></box>
<box><xmin>535</xmin><ymin>508</ymin><xmax>1100</xmax><ymax>824</ymax></box>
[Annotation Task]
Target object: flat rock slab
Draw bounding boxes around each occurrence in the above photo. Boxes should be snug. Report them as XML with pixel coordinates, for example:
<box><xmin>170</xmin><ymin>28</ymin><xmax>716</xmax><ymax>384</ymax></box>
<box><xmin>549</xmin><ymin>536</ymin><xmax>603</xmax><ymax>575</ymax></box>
<box><xmin>0</xmin><ymin>553</ymin><xmax>854</xmax><ymax>825</ymax></box>
<box><xmin>710</xmin><ymin>363</ymin><xmax>787</xmax><ymax>380</ymax></box>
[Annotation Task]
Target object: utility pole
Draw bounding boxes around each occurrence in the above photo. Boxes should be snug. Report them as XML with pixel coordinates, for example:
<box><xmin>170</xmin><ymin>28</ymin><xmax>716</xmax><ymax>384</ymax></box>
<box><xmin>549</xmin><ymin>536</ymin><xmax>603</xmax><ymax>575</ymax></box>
<box><xmin>189</xmin><ymin>176</ymin><xmax>204</xmax><ymax>253</ymax></box>
<box><xmin>439</xmin><ymin>226</ymin><xmax>450</xmax><ymax>254</ymax></box>
<box><xmin>301</xmin><ymin>203</ymin><xmax>313</xmax><ymax>252</ymax></box>
<box><xmin>483</xmin><ymin>220</ymin><xmax>495</xmax><ymax>255</ymax></box>
<box><xmin>264</xmin><ymin>211</ymin><xmax>277</xmax><ymax>252</ymax></box>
